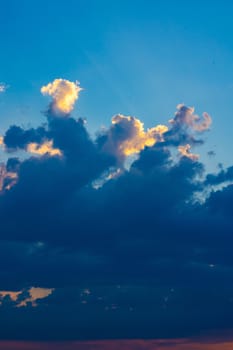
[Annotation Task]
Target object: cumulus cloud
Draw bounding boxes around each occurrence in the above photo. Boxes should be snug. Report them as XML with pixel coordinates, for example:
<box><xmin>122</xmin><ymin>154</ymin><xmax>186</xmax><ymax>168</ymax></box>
<box><xmin>169</xmin><ymin>104</ymin><xmax>212</xmax><ymax>132</ymax></box>
<box><xmin>1</xmin><ymin>78</ymin><xmax>233</xmax><ymax>341</ymax></box>
<box><xmin>41</xmin><ymin>79</ymin><xmax>82</xmax><ymax>116</ymax></box>
<box><xmin>163</xmin><ymin>104</ymin><xmax>212</xmax><ymax>148</ymax></box>
<box><xmin>97</xmin><ymin>104</ymin><xmax>211</xmax><ymax>164</ymax></box>
<box><xmin>3</xmin><ymin>125</ymin><xmax>47</xmax><ymax>151</ymax></box>
<box><xmin>98</xmin><ymin>114</ymin><xmax>168</xmax><ymax>161</ymax></box>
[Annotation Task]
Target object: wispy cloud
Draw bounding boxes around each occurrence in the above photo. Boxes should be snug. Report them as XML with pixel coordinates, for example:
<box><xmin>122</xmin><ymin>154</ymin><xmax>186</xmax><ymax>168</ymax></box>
<box><xmin>0</xmin><ymin>82</ymin><xmax>8</xmax><ymax>93</ymax></box>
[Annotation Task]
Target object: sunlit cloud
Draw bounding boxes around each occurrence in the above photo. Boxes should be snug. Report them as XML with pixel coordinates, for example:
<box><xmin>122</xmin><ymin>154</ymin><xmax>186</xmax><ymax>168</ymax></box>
<box><xmin>101</xmin><ymin>114</ymin><xmax>168</xmax><ymax>159</ymax></box>
<box><xmin>92</xmin><ymin>167</ymin><xmax>123</xmax><ymax>189</ymax></box>
<box><xmin>112</xmin><ymin>114</ymin><xmax>168</xmax><ymax>156</ymax></box>
<box><xmin>0</xmin><ymin>136</ymin><xmax>4</xmax><ymax>145</ymax></box>
<box><xmin>99</xmin><ymin>103</ymin><xmax>210</xmax><ymax>163</ymax></box>
<box><xmin>178</xmin><ymin>143</ymin><xmax>199</xmax><ymax>161</ymax></box>
<box><xmin>0</xmin><ymin>290</ymin><xmax>20</xmax><ymax>301</ymax></box>
<box><xmin>170</xmin><ymin>104</ymin><xmax>212</xmax><ymax>132</ymax></box>
<box><xmin>1</xmin><ymin>338</ymin><xmax>233</xmax><ymax>350</ymax></box>
<box><xmin>0</xmin><ymin>164</ymin><xmax>18</xmax><ymax>192</ymax></box>
<box><xmin>18</xmin><ymin>287</ymin><xmax>54</xmax><ymax>307</ymax></box>
<box><xmin>27</xmin><ymin>140</ymin><xmax>62</xmax><ymax>156</ymax></box>
<box><xmin>0</xmin><ymin>287</ymin><xmax>54</xmax><ymax>307</ymax></box>
<box><xmin>41</xmin><ymin>78</ymin><xmax>82</xmax><ymax>116</ymax></box>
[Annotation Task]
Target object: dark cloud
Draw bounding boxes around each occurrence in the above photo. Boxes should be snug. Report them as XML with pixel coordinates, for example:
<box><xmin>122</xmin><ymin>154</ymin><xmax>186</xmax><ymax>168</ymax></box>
<box><xmin>0</xmin><ymin>95</ymin><xmax>233</xmax><ymax>341</ymax></box>
<box><xmin>205</xmin><ymin>165</ymin><xmax>233</xmax><ymax>185</ymax></box>
<box><xmin>162</xmin><ymin>104</ymin><xmax>212</xmax><ymax>148</ymax></box>
<box><xmin>207</xmin><ymin>150</ymin><xmax>216</xmax><ymax>157</ymax></box>
<box><xmin>4</xmin><ymin>125</ymin><xmax>47</xmax><ymax>151</ymax></box>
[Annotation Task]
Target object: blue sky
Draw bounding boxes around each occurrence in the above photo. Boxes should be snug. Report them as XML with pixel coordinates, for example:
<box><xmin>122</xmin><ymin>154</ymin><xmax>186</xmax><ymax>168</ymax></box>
<box><xmin>1</xmin><ymin>0</ymin><xmax>233</xmax><ymax>169</ymax></box>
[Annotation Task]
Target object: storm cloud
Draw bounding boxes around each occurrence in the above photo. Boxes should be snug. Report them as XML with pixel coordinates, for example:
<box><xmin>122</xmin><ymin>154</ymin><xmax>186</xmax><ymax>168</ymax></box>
<box><xmin>0</xmin><ymin>79</ymin><xmax>233</xmax><ymax>341</ymax></box>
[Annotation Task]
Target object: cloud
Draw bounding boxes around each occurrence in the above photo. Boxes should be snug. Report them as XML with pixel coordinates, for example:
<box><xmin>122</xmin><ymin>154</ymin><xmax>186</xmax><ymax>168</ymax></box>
<box><xmin>0</xmin><ymin>287</ymin><xmax>54</xmax><ymax>307</ymax></box>
<box><xmin>3</xmin><ymin>125</ymin><xmax>47</xmax><ymax>151</ymax></box>
<box><xmin>41</xmin><ymin>79</ymin><xmax>82</xmax><ymax>116</ymax></box>
<box><xmin>207</xmin><ymin>150</ymin><xmax>216</xmax><ymax>157</ymax></box>
<box><xmin>97</xmin><ymin>104</ymin><xmax>210</xmax><ymax>164</ymax></box>
<box><xmin>27</xmin><ymin>141</ymin><xmax>62</xmax><ymax>157</ymax></box>
<box><xmin>164</xmin><ymin>104</ymin><xmax>212</xmax><ymax>148</ymax></box>
<box><xmin>0</xmin><ymin>82</ymin><xmax>8</xmax><ymax>93</ymax></box>
<box><xmin>178</xmin><ymin>144</ymin><xmax>199</xmax><ymax>161</ymax></box>
<box><xmin>169</xmin><ymin>104</ymin><xmax>212</xmax><ymax>132</ymax></box>
<box><xmin>98</xmin><ymin>114</ymin><xmax>168</xmax><ymax>161</ymax></box>
<box><xmin>1</xmin><ymin>78</ymin><xmax>233</xmax><ymax>341</ymax></box>
<box><xmin>205</xmin><ymin>165</ymin><xmax>233</xmax><ymax>186</ymax></box>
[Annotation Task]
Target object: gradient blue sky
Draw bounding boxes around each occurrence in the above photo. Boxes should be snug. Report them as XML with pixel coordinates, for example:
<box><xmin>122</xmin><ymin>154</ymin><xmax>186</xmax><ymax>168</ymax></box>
<box><xmin>1</xmin><ymin>0</ymin><xmax>233</xmax><ymax>168</ymax></box>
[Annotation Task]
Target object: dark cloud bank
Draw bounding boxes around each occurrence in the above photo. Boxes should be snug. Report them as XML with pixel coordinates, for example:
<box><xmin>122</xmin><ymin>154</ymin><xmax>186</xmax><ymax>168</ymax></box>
<box><xmin>0</xmin><ymin>83</ymin><xmax>233</xmax><ymax>342</ymax></box>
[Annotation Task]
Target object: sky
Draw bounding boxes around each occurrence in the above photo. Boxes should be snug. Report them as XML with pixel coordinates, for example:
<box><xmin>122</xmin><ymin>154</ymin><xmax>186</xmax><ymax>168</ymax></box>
<box><xmin>1</xmin><ymin>0</ymin><xmax>233</xmax><ymax>349</ymax></box>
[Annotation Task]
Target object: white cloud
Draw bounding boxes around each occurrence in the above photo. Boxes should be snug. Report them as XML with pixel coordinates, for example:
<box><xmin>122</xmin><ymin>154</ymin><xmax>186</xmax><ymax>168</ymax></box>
<box><xmin>0</xmin><ymin>83</ymin><xmax>8</xmax><ymax>93</ymax></box>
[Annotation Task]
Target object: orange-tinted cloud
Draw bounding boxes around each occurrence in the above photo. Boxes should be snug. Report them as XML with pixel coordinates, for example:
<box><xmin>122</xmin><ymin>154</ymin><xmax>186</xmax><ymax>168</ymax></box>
<box><xmin>0</xmin><ymin>164</ymin><xmax>18</xmax><ymax>192</ymax></box>
<box><xmin>27</xmin><ymin>140</ymin><xmax>62</xmax><ymax>156</ymax></box>
<box><xmin>170</xmin><ymin>104</ymin><xmax>212</xmax><ymax>132</ymax></box>
<box><xmin>178</xmin><ymin>144</ymin><xmax>199</xmax><ymax>161</ymax></box>
<box><xmin>0</xmin><ymin>290</ymin><xmax>20</xmax><ymax>301</ymax></box>
<box><xmin>41</xmin><ymin>78</ymin><xmax>82</xmax><ymax>115</ymax></box>
<box><xmin>0</xmin><ymin>287</ymin><xmax>54</xmax><ymax>307</ymax></box>
<box><xmin>103</xmin><ymin>114</ymin><xmax>168</xmax><ymax>158</ymax></box>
